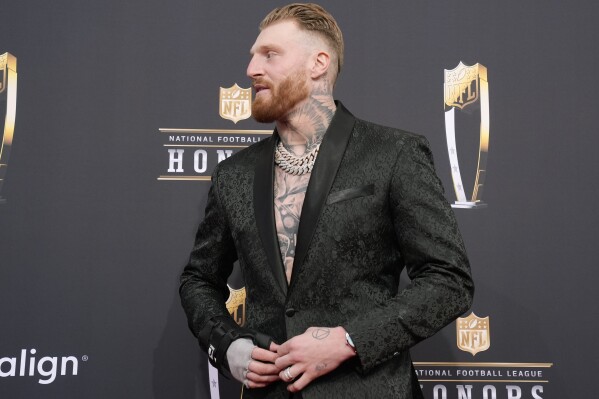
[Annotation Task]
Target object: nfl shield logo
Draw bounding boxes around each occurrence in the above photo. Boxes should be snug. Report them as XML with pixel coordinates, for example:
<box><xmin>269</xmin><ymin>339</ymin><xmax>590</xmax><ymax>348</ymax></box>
<box><xmin>219</xmin><ymin>83</ymin><xmax>252</xmax><ymax>124</ymax></box>
<box><xmin>456</xmin><ymin>312</ymin><xmax>490</xmax><ymax>356</ymax></box>
<box><xmin>444</xmin><ymin>62</ymin><xmax>480</xmax><ymax>110</ymax></box>
<box><xmin>226</xmin><ymin>285</ymin><xmax>247</xmax><ymax>326</ymax></box>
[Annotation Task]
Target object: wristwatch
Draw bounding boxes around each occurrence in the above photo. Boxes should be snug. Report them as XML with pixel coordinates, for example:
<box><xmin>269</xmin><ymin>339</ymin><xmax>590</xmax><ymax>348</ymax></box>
<box><xmin>345</xmin><ymin>331</ymin><xmax>357</xmax><ymax>353</ymax></box>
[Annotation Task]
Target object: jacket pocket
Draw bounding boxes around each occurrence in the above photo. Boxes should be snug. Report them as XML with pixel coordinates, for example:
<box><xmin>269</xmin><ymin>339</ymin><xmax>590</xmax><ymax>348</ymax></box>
<box><xmin>327</xmin><ymin>184</ymin><xmax>375</xmax><ymax>205</ymax></box>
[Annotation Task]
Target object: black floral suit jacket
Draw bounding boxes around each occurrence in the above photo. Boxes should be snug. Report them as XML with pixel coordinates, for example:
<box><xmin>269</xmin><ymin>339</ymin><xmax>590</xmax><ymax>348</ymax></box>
<box><xmin>180</xmin><ymin>102</ymin><xmax>474</xmax><ymax>398</ymax></box>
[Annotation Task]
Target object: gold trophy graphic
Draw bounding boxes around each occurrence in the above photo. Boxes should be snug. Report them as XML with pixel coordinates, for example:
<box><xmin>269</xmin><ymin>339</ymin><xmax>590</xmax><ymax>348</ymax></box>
<box><xmin>444</xmin><ymin>62</ymin><xmax>489</xmax><ymax>208</ymax></box>
<box><xmin>0</xmin><ymin>52</ymin><xmax>17</xmax><ymax>204</ymax></box>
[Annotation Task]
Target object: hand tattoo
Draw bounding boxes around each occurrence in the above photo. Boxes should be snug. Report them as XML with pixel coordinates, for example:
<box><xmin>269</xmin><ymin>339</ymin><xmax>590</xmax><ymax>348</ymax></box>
<box><xmin>315</xmin><ymin>362</ymin><xmax>327</xmax><ymax>372</ymax></box>
<box><xmin>311</xmin><ymin>328</ymin><xmax>330</xmax><ymax>340</ymax></box>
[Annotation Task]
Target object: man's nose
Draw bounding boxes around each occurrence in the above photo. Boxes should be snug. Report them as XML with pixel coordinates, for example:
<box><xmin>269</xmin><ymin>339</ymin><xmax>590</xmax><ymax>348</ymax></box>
<box><xmin>246</xmin><ymin>55</ymin><xmax>263</xmax><ymax>79</ymax></box>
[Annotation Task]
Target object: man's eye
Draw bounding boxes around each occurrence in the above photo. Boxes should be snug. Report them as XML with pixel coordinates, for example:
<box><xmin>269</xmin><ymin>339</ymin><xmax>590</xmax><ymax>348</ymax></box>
<box><xmin>266</xmin><ymin>52</ymin><xmax>275</xmax><ymax>59</ymax></box>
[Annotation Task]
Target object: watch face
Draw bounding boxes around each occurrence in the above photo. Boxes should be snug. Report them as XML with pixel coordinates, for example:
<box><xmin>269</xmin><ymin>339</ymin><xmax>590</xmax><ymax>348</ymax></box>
<box><xmin>346</xmin><ymin>332</ymin><xmax>356</xmax><ymax>348</ymax></box>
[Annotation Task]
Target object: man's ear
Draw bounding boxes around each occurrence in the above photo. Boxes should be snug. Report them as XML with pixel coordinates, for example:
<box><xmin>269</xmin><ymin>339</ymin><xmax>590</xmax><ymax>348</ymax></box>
<box><xmin>310</xmin><ymin>50</ymin><xmax>331</xmax><ymax>79</ymax></box>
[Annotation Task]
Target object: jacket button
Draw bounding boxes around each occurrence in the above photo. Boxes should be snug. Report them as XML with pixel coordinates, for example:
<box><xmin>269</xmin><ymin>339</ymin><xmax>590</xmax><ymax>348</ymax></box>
<box><xmin>285</xmin><ymin>308</ymin><xmax>296</xmax><ymax>317</ymax></box>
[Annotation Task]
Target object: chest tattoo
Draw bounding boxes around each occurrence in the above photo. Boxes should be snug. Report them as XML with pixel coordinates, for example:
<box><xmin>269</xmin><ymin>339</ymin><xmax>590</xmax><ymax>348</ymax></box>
<box><xmin>271</xmin><ymin>87</ymin><xmax>334</xmax><ymax>284</ymax></box>
<box><xmin>273</xmin><ymin>168</ymin><xmax>311</xmax><ymax>284</ymax></box>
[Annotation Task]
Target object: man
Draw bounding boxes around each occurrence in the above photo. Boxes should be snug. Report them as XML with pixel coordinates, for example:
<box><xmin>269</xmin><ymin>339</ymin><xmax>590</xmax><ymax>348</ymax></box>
<box><xmin>180</xmin><ymin>3</ymin><xmax>474</xmax><ymax>398</ymax></box>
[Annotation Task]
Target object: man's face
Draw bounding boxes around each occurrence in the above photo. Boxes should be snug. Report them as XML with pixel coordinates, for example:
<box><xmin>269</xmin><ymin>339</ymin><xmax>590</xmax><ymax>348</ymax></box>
<box><xmin>247</xmin><ymin>20</ymin><xmax>313</xmax><ymax>123</ymax></box>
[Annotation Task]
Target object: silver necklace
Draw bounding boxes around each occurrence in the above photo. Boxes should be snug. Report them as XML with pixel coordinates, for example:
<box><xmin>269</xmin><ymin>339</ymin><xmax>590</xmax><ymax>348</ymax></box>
<box><xmin>274</xmin><ymin>140</ymin><xmax>320</xmax><ymax>175</ymax></box>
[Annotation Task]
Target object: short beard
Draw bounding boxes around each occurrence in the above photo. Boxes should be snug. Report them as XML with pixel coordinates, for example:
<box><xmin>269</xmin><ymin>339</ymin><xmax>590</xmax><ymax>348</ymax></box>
<box><xmin>252</xmin><ymin>71</ymin><xmax>310</xmax><ymax>123</ymax></box>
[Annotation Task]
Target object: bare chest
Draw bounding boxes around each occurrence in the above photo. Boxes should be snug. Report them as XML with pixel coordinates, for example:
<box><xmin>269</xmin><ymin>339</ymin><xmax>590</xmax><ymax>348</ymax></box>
<box><xmin>273</xmin><ymin>168</ymin><xmax>311</xmax><ymax>282</ymax></box>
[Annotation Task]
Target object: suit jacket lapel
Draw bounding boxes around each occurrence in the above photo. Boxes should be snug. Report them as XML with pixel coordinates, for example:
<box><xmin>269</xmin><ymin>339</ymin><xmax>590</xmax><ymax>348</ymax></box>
<box><xmin>289</xmin><ymin>101</ymin><xmax>356</xmax><ymax>291</ymax></box>
<box><xmin>254</xmin><ymin>133</ymin><xmax>288</xmax><ymax>296</ymax></box>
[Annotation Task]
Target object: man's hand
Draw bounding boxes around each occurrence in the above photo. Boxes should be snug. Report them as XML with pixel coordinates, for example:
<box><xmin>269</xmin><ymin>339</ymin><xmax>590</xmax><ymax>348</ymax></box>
<box><xmin>245</xmin><ymin>342</ymin><xmax>282</xmax><ymax>389</ymax></box>
<box><xmin>275</xmin><ymin>326</ymin><xmax>356</xmax><ymax>392</ymax></box>
<box><xmin>227</xmin><ymin>340</ymin><xmax>282</xmax><ymax>389</ymax></box>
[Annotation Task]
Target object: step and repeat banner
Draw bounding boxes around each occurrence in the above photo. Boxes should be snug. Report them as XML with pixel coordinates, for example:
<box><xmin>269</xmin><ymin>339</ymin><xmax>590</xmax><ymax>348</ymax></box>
<box><xmin>1</xmin><ymin>1</ymin><xmax>597</xmax><ymax>398</ymax></box>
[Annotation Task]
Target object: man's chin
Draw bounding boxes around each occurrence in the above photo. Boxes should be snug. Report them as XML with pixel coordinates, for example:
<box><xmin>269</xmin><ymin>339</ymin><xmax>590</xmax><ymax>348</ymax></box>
<box><xmin>252</xmin><ymin>115</ymin><xmax>277</xmax><ymax>123</ymax></box>
<box><xmin>252</xmin><ymin>101</ymin><xmax>276</xmax><ymax>123</ymax></box>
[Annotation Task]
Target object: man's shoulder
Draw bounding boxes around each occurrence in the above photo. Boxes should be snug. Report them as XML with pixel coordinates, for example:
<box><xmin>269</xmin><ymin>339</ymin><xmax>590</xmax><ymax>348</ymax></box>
<box><xmin>353</xmin><ymin>118</ymin><xmax>427</xmax><ymax>148</ymax></box>
<box><xmin>212</xmin><ymin>135</ymin><xmax>272</xmax><ymax>180</ymax></box>
<box><xmin>216</xmin><ymin>135</ymin><xmax>271</xmax><ymax>169</ymax></box>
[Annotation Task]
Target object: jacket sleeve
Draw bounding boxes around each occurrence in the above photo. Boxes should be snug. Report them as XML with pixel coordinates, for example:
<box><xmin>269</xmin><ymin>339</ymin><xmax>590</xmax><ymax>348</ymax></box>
<box><xmin>344</xmin><ymin>134</ymin><xmax>474</xmax><ymax>373</ymax></box>
<box><xmin>179</xmin><ymin>164</ymin><xmax>274</xmax><ymax>371</ymax></box>
<box><xmin>179</xmin><ymin>164</ymin><xmax>238</xmax><ymax>345</ymax></box>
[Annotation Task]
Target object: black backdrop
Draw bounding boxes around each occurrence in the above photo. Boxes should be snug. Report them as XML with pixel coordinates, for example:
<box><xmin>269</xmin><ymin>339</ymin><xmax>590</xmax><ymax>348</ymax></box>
<box><xmin>1</xmin><ymin>1</ymin><xmax>598</xmax><ymax>398</ymax></box>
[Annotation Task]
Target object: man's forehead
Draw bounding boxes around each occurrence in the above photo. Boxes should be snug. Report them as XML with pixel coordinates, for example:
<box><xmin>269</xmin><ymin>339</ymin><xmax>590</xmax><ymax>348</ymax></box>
<box><xmin>250</xmin><ymin>20</ymin><xmax>313</xmax><ymax>53</ymax></box>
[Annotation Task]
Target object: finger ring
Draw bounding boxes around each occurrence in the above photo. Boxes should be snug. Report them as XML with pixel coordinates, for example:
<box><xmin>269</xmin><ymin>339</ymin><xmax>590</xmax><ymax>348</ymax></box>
<box><xmin>284</xmin><ymin>366</ymin><xmax>294</xmax><ymax>381</ymax></box>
